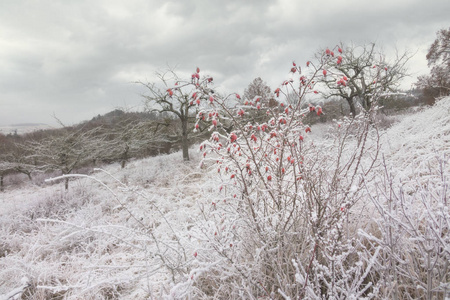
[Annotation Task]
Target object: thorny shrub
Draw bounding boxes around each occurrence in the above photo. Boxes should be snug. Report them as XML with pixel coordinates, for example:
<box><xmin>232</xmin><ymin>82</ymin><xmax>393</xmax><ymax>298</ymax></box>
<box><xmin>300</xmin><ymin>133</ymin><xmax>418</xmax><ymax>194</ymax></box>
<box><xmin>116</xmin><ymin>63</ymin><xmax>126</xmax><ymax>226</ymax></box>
<box><xmin>167</xmin><ymin>48</ymin><xmax>388</xmax><ymax>299</ymax></box>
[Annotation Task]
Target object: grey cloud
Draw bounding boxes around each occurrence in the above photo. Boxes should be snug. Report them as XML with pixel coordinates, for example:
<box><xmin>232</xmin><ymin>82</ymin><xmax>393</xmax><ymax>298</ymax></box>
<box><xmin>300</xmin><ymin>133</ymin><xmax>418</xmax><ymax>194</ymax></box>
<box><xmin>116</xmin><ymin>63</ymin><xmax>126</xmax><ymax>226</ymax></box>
<box><xmin>0</xmin><ymin>0</ymin><xmax>449</xmax><ymax>126</ymax></box>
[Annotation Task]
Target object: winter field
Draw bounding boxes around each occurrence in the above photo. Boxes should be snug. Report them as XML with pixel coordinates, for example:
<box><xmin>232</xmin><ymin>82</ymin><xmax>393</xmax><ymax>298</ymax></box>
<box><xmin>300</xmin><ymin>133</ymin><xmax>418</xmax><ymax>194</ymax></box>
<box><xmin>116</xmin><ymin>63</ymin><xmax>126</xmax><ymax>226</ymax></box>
<box><xmin>0</xmin><ymin>98</ymin><xmax>449</xmax><ymax>299</ymax></box>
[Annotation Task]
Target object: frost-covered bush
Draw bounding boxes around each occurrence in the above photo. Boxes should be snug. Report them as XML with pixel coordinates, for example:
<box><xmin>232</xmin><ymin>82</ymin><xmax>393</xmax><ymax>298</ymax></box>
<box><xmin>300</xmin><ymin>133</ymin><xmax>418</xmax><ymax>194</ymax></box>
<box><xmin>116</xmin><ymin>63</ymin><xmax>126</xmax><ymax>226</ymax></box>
<box><xmin>164</xmin><ymin>50</ymin><xmax>388</xmax><ymax>299</ymax></box>
<box><xmin>361</xmin><ymin>154</ymin><xmax>449</xmax><ymax>299</ymax></box>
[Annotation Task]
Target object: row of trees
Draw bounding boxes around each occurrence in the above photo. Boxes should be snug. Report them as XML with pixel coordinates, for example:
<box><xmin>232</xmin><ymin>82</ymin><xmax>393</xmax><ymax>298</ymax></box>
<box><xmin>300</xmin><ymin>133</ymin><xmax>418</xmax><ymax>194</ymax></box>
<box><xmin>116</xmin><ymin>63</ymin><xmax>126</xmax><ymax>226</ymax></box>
<box><xmin>0</xmin><ymin>113</ymin><xmax>175</xmax><ymax>191</ymax></box>
<box><xmin>147</xmin><ymin>31</ymin><xmax>448</xmax><ymax>162</ymax></box>
<box><xmin>2</xmin><ymin>33</ymin><xmax>446</xmax><ymax>191</ymax></box>
<box><xmin>138</xmin><ymin>43</ymin><xmax>416</xmax><ymax>162</ymax></box>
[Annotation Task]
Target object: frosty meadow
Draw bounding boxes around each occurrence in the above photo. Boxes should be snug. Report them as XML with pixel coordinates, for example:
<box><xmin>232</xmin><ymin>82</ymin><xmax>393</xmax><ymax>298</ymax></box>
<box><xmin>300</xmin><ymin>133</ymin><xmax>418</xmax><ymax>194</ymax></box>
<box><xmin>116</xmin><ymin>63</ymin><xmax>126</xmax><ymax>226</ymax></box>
<box><xmin>1</xmin><ymin>42</ymin><xmax>449</xmax><ymax>299</ymax></box>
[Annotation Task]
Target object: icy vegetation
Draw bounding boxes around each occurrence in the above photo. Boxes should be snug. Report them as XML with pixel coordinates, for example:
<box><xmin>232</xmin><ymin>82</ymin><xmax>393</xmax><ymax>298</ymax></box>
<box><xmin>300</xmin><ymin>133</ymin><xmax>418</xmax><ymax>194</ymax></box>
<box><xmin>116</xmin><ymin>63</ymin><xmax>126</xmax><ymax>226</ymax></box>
<box><xmin>0</xmin><ymin>98</ymin><xmax>449</xmax><ymax>299</ymax></box>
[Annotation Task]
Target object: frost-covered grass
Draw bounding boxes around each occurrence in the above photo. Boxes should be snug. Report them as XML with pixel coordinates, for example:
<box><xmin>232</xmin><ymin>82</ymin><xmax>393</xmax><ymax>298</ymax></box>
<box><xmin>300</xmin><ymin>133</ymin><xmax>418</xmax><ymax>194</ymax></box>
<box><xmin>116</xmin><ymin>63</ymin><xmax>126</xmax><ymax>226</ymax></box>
<box><xmin>0</xmin><ymin>98</ymin><xmax>449</xmax><ymax>299</ymax></box>
<box><xmin>0</xmin><ymin>151</ymin><xmax>216</xmax><ymax>299</ymax></box>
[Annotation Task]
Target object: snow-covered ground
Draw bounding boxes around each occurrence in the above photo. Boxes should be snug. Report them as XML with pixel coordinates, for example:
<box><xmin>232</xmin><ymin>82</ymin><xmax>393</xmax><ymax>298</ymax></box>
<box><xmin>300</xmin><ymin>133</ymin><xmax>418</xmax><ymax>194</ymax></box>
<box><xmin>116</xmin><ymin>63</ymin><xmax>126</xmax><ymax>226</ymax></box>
<box><xmin>0</xmin><ymin>151</ymin><xmax>214</xmax><ymax>298</ymax></box>
<box><xmin>0</xmin><ymin>98</ymin><xmax>448</xmax><ymax>299</ymax></box>
<box><xmin>382</xmin><ymin>98</ymin><xmax>449</xmax><ymax>186</ymax></box>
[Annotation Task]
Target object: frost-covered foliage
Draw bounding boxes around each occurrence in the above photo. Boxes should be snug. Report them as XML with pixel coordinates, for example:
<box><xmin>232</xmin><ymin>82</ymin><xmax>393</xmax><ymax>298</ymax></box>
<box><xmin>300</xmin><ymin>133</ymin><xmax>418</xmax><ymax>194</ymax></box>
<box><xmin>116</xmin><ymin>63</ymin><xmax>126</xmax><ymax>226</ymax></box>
<box><xmin>163</xmin><ymin>54</ymin><xmax>386</xmax><ymax>299</ymax></box>
<box><xmin>359</xmin><ymin>97</ymin><xmax>450</xmax><ymax>299</ymax></box>
<box><xmin>0</xmin><ymin>82</ymin><xmax>448</xmax><ymax>298</ymax></box>
<box><xmin>0</xmin><ymin>152</ymin><xmax>209</xmax><ymax>299</ymax></box>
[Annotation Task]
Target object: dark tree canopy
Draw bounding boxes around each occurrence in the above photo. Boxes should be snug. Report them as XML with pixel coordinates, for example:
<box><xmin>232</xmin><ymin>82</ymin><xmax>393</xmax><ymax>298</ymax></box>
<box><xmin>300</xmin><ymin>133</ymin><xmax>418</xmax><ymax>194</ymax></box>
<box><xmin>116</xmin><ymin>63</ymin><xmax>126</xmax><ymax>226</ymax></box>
<box><xmin>426</xmin><ymin>27</ymin><xmax>450</xmax><ymax>67</ymax></box>
<box><xmin>416</xmin><ymin>27</ymin><xmax>450</xmax><ymax>100</ymax></box>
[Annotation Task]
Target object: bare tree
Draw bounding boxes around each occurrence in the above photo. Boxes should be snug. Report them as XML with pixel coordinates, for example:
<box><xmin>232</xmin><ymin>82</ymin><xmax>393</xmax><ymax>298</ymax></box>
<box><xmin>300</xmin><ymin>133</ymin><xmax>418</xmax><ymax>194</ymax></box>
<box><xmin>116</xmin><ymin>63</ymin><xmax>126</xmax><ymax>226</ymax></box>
<box><xmin>24</xmin><ymin>126</ymin><xmax>102</xmax><ymax>190</ymax></box>
<box><xmin>138</xmin><ymin>68</ymin><xmax>213</xmax><ymax>161</ymax></box>
<box><xmin>317</xmin><ymin>43</ymin><xmax>410</xmax><ymax>116</ymax></box>
<box><xmin>98</xmin><ymin>119</ymin><xmax>170</xmax><ymax>168</ymax></box>
<box><xmin>0</xmin><ymin>134</ymin><xmax>36</xmax><ymax>190</ymax></box>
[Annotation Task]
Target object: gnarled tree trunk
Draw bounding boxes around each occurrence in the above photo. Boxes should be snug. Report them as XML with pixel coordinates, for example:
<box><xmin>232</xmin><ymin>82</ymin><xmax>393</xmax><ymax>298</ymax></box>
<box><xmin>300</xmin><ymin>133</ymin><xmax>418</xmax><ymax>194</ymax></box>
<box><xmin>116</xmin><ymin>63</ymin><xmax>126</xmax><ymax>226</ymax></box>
<box><xmin>346</xmin><ymin>97</ymin><xmax>356</xmax><ymax>117</ymax></box>
<box><xmin>181</xmin><ymin>117</ymin><xmax>189</xmax><ymax>161</ymax></box>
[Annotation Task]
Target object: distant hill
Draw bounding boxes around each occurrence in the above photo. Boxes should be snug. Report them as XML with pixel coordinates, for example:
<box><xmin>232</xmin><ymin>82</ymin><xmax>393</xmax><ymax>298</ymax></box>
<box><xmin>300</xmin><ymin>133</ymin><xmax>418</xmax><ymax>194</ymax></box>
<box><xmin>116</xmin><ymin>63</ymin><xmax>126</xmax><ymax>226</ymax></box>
<box><xmin>10</xmin><ymin>123</ymin><xmax>47</xmax><ymax>127</ymax></box>
<box><xmin>86</xmin><ymin>109</ymin><xmax>166</xmax><ymax>126</ymax></box>
<box><xmin>0</xmin><ymin>110</ymin><xmax>163</xmax><ymax>136</ymax></box>
<box><xmin>0</xmin><ymin>123</ymin><xmax>53</xmax><ymax>135</ymax></box>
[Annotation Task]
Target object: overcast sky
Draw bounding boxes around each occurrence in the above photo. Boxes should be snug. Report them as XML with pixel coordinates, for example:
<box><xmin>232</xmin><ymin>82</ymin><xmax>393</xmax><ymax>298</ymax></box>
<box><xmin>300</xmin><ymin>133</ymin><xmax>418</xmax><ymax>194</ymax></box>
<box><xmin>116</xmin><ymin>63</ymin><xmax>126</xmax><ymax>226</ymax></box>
<box><xmin>0</xmin><ymin>0</ymin><xmax>449</xmax><ymax>126</ymax></box>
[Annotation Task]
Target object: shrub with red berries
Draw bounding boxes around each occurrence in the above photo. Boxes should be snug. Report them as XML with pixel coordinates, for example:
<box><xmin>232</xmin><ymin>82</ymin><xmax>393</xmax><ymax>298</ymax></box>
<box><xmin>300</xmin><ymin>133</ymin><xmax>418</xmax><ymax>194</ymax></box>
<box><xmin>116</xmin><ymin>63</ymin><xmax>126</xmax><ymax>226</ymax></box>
<box><xmin>187</xmin><ymin>52</ymin><xmax>381</xmax><ymax>298</ymax></box>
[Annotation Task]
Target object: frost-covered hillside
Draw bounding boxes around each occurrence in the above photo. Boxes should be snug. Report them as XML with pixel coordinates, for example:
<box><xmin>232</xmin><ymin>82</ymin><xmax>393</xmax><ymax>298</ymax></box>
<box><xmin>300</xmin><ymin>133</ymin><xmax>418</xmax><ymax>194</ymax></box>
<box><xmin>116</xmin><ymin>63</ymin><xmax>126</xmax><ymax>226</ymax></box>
<box><xmin>382</xmin><ymin>98</ymin><xmax>449</xmax><ymax>184</ymax></box>
<box><xmin>0</xmin><ymin>98</ymin><xmax>449</xmax><ymax>299</ymax></box>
